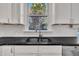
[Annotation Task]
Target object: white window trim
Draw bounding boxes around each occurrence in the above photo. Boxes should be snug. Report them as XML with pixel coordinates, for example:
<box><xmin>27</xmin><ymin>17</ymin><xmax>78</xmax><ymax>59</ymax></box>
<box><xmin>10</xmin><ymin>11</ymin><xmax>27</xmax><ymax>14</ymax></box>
<box><xmin>8</xmin><ymin>3</ymin><xmax>21</xmax><ymax>24</ymax></box>
<box><xmin>20</xmin><ymin>3</ymin><xmax>25</xmax><ymax>24</ymax></box>
<box><xmin>23</xmin><ymin>3</ymin><xmax>55</xmax><ymax>32</ymax></box>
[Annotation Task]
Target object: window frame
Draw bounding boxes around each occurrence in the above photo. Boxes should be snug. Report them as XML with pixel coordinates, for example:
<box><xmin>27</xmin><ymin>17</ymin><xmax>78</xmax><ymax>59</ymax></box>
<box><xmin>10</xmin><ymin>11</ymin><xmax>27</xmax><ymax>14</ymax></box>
<box><xmin>23</xmin><ymin>3</ymin><xmax>54</xmax><ymax>32</ymax></box>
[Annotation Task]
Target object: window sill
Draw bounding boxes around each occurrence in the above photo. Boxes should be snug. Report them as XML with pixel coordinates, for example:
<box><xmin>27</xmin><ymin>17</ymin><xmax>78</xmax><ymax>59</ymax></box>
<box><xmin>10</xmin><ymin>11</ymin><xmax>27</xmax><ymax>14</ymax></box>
<box><xmin>24</xmin><ymin>30</ymin><xmax>53</xmax><ymax>33</ymax></box>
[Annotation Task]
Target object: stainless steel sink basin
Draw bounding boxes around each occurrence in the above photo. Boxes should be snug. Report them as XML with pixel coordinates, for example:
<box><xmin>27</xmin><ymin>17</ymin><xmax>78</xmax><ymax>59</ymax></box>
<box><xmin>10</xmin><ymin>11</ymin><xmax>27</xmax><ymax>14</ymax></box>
<box><xmin>26</xmin><ymin>37</ymin><xmax>50</xmax><ymax>44</ymax></box>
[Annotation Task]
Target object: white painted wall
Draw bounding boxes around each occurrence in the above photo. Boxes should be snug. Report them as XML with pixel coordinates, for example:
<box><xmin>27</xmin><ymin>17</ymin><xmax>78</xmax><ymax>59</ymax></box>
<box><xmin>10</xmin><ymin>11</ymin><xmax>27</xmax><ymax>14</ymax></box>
<box><xmin>0</xmin><ymin>3</ymin><xmax>78</xmax><ymax>37</ymax></box>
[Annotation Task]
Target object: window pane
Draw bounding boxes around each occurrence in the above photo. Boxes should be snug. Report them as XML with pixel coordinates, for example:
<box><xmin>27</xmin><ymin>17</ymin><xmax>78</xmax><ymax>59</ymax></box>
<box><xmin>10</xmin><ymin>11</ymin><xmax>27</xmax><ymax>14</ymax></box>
<box><xmin>29</xmin><ymin>17</ymin><xmax>48</xmax><ymax>30</ymax></box>
<box><xmin>27</xmin><ymin>3</ymin><xmax>48</xmax><ymax>15</ymax></box>
<box><xmin>27</xmin><ymin>3</ymin><xmax>48</xmax><ymax>30</ymax></box>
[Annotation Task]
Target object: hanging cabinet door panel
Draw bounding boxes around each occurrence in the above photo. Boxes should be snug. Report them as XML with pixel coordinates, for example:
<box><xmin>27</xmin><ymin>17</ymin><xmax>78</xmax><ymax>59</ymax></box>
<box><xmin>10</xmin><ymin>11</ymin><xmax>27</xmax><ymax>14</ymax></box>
<box><xmin>72</xmin><ymin>3</ymin><xmax>79</xmax><ymax>24</ymax></box>
<box><xmin>0</xmin><ymin>4</ymin><xmax>11</xmax><ymax>23</ymax></box>
<box><xmin>55</xmin><ymin>3</ymin><xmax>71</xmax><ymax>24</ymax></box>
<box><xmin>10</xmin><ymin>3</ymin><xmax>20</xmax><ymax>24</ymax></box>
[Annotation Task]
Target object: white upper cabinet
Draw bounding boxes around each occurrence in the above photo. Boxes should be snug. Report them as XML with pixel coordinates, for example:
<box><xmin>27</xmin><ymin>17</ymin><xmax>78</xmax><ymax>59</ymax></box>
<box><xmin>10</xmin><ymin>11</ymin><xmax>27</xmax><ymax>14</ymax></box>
<box><xmin>0</xmin><ymin>3</ymin><xmax>21</xmax><ymax>24</ymax></box>
<box><xmin>10</xmin><ymin>3</ymin><xmax>20</xmax><ymax>24</ymax></box>
<box><xmin>72</xmin><ymin>3</ymin><xmax>79</xmax><ymax>24</ymax></box>
<box><xmin>0</xmin><ymin>3</ymin><xmax>11</xmax><ymax>23</ymax></box>
<box><xmin>55</xmin><ymin>3</ymin><xmax>71</xmax><ymax>24</ymax></box>
<box><xmin>11</xmin><ymin>3</ymin><xmax>24</xmax><ymax>24</ymax></box>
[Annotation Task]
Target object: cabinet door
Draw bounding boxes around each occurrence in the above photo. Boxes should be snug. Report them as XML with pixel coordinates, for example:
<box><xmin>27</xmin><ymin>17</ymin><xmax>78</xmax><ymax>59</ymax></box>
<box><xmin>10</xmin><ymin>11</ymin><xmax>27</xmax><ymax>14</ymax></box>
<box><xmin>55</xmin><ymin>3</ymin><xmax>71</xmax><ymax>24</ymax></box>
<box><xmin>2</xmin><ymin>46</ymin><xmax>13</xmax><ymax>56</ymax></box>
<box><xmin>10</xmin><ymin>3</ymin><xmax>20</xmax><ymax>24</ymax></box>
<box><xmin>0</xmin><ymin>3</ymin><xmax>11</xmax><ymax>23</ymax></box>
<box><xmin>0</xmin><ymin>46</ymin><xmax>2</xmax><ymax>56</ymax></box>
<box><xmin>72</xmin><ymin>3</ymin><xmax>79</xmax><ymax>24</ymax></box>
<box><xmin>14</xmin><ymin>46</ymin><xmax>38</xmax><ymax>56</ymax></box>
<box><xmin>39</xmin><ymin>46</ymin><xmax>62</xmax><ymax>56</ymax></box>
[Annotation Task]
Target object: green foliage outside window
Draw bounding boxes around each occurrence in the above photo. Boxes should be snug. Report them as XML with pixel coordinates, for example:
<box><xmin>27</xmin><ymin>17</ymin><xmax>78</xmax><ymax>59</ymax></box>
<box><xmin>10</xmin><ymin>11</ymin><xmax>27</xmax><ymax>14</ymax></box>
<box><xmin>31</xmin><ymin>3</ymin><xmax>46</xmax><ymax>15</ymax></box>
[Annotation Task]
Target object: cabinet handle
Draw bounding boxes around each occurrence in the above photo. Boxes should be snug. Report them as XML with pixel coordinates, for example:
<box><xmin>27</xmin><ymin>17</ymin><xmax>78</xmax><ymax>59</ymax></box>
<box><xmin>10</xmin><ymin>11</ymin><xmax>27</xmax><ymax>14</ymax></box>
<box><xmin>11</xmin><ymin>47</ymin><xmax>15</xmax><ymax>56</ymax></box>
<box><xmin>11</xmin><ymin>48</ymin><xmax>13</xmax><ymax>53</ymax></box>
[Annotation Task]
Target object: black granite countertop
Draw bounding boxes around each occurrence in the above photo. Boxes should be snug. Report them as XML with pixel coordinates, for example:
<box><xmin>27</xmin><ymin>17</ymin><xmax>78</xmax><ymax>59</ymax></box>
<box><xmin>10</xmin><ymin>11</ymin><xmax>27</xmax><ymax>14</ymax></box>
<box><xmin>0</xmin><ymin>43</ymin><xmax>79</xmax><ymax>46</ymax></box>
<box><xmin>0</xmin><ymin>37</ymin><xmax>78</xmax><ymax>46</ymax></box>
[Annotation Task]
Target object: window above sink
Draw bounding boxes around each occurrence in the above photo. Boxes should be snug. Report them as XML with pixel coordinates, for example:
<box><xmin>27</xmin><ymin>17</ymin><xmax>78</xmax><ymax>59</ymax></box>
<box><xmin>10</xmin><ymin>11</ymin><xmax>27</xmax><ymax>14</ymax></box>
<box><xmin>24</xmin><ymin>3</ymin><xmax>53</xmax><ymax>32</ymax></box>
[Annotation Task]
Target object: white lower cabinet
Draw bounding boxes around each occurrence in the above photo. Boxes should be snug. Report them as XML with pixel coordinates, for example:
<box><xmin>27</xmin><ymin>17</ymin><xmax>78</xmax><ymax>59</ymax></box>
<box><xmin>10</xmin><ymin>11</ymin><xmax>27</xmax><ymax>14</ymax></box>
<box><xmin>14</xmin><ymin>45</ymin><xmax>62</xmax><ymax>56</ymax></box>
<box><xmin>14</xmin><ymin>46</ymin><xmax>38</xmax><ymax>56</ymax></box>
<box><xmin>0</xmin><ymin>46</ymin><xmax>2</xmax><ymax>56</ymax></box>
<box><xmin>0</xmin><ymin>45</ymin><xmax>62</xmax><ymax>56</ymax></box>
<box><xmin>2</xmin><ymin>46</ymin><xmax>14</xmax><ymax>56</ymax></box>
<box><xmin>38</xmin><ymin>46</ymin><xmax>62</xmax><ymax>56</ymax></box>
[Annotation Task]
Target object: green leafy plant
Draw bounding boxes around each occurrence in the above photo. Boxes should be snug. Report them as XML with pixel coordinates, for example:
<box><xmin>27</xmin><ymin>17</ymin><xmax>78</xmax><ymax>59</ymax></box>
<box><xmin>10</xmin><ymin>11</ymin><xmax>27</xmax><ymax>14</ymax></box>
<box><xmin>31</xmin><ymin>3</ymin><xmax>46</xmax><ymax>15</ymax></box>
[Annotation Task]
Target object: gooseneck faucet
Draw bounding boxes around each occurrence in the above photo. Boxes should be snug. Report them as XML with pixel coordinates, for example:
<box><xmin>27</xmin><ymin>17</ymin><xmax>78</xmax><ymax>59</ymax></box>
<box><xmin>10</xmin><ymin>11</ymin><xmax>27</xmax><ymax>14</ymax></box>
<box><xmin>30</xmin><ymin>15</ymin><xmax>47</xmax><ymax>44</ymax></box>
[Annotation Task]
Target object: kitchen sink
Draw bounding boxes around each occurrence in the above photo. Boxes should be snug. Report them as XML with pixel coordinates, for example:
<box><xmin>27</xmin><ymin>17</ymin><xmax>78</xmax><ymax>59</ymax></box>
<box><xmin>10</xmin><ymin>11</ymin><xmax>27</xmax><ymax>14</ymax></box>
<box><xmin>0</xmin><ymin>37</ymin><xmax>77</xmax><ymax>45</ymax></box>
<box><xmin>26</xmin><ymin>37</ymin><xmax>51</xmax><ymax>44</ymax></box>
